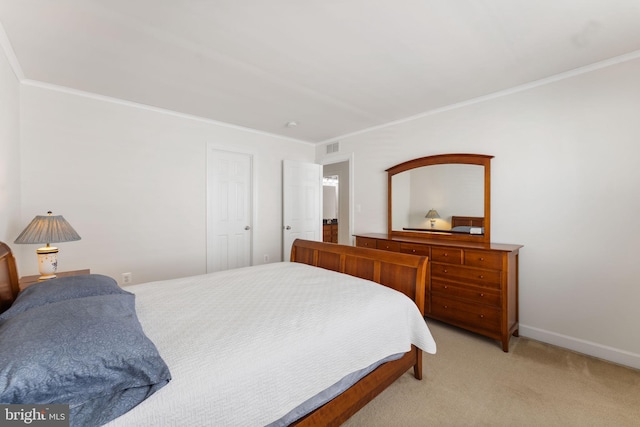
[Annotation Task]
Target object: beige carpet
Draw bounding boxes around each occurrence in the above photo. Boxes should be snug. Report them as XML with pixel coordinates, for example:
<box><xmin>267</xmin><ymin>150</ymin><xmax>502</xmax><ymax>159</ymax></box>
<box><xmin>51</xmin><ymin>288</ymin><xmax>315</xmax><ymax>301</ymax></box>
<box><xmin>344</xmin><ymin>320</ymin><xmax>640</xmax><ymax>427</ymax></box>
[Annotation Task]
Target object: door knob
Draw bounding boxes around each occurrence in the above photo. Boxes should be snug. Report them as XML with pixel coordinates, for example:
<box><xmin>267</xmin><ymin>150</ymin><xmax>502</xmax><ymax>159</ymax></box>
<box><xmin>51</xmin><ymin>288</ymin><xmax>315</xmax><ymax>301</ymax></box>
<box><xmin>245</xmin><ymin>226</ymin><xmax>251</xmax><ymax>230</ymax></box>
<box><xmin>285</xmin><ymin>225</ymin><xmax>291</xmax><ymax>230</ymax></box>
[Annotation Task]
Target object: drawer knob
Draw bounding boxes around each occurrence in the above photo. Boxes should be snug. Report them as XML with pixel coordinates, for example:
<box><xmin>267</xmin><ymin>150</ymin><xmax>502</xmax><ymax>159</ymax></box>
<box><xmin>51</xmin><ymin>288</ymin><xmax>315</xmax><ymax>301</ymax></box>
<box><xmin>443</xmin><ymin>285</ymin><xmax>448</xmax><ymax>289</ymax></box>
<box><xmin>412</xmin><ymin>249</ymin><xmax>416</xmax><ymax>253</ymax></box>
<box><xmin>479</xmin><ymin>293</ymin><xmax>484</xmax><ymax>297</ymax></box>
<box><xmin>478</xmin><ymin>275</ymin><xmax>484</xmax><ymax>279</ymax></box>
<box><xmin>443</xmin><ymin>269</ymin><xmax>448</xmax><ymax>273</ymax></box>
<box><xmin>443</xmin><ymin>305</ymin><xmax>448</xmax><ymax>309</ymax></box>
<box><xmin>443</xmin><ymin>253</ymin><xmax>448</xmax><ymax>257</ymax></box>
<box><xmin>479</xmin><ymin>257</ymin><xmax>485</xmax><ymax>261</ymax></box>
<box><xmin>479</xmin><ymin>314</ymin><xmax>484</xmax><ymax>318</ymax></box>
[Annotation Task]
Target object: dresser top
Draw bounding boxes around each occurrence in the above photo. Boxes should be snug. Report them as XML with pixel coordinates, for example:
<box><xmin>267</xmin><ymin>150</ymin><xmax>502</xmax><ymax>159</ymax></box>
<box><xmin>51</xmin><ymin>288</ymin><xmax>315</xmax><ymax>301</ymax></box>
<box><xmin>354</xmin><ymin>233</ymin><xmax>523</xmax><ymax>252</ymax></box>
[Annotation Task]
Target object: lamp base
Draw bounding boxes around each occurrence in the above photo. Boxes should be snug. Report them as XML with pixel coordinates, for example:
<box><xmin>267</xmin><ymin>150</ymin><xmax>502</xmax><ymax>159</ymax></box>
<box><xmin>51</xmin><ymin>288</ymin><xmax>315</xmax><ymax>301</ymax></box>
<box><xmin>36</xmin><ymin>246</ymin><xmax>59</xmax><ymax>280</ymax></box>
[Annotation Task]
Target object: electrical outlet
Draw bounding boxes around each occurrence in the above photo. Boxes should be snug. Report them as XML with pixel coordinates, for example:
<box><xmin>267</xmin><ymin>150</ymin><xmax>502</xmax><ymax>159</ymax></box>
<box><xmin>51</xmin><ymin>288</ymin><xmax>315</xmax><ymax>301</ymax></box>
<box><xmin>122</xmin><ymin>272</ymin><xmax>132</xmax><ymax>285</ymax></box>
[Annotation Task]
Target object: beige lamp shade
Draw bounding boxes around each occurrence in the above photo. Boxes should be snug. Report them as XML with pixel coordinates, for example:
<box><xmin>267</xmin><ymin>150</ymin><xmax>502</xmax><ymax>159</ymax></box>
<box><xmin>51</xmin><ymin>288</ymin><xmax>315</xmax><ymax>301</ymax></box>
<box><xmin>14</xmin><ymin>211</ymin><xmax>81</xmax><ymax>280</ymax></box>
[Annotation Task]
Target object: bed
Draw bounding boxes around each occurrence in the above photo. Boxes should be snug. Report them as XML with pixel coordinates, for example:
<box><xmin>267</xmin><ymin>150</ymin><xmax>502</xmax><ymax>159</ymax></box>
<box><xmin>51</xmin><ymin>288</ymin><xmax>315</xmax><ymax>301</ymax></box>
<box><xmin>0</xmin><ymin>239</ymin><xmax>436</xmax><ymax>426</ymax></box>
<box><xmin>450</xmin><ymin>216</ymin><xmax>485</xmax><ymax>234</ymax></box>
<box><xmin>450</xmin><ymin>216</ymin><xmax>484</xmax><ymax>228</ymax></box>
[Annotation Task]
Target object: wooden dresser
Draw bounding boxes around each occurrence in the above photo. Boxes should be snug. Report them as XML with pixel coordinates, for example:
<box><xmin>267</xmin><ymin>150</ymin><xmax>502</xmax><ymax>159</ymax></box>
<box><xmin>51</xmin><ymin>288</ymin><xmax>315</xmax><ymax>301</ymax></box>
<box><xmin>322</xmin><ymin>223</ymin><xmax>338</xmax><ymax>243</ymax></box>
<box><xmin>355</xmin><ymin>233</ymin><xmax>522</xmax><ymax>351</ymax></box>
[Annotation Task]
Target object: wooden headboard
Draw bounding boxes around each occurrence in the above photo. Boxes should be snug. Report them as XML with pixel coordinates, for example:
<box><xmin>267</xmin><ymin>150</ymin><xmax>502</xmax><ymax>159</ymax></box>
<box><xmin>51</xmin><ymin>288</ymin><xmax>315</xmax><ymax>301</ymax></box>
<box><xmin>0</xmin><ymin>242</ymin><xmax>20</xmax><ymax>314</ymax></box>
<box><xmin>451</xmin><ymin>216</ymin><xmax>485</xmax><ymax>228</ymax></box>
<box><xmin>290</xmin><ymin>239</ymin><xmax>428</xmax><ymax>315</ymax></box>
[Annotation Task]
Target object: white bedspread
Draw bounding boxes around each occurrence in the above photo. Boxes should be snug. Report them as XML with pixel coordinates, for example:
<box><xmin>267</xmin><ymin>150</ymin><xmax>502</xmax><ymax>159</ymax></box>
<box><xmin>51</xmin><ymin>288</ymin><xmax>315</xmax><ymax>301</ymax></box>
<box><xmin>106</xmin><ymin>262</ymin><xmax>436</xmax><ymax>426</ymax></box>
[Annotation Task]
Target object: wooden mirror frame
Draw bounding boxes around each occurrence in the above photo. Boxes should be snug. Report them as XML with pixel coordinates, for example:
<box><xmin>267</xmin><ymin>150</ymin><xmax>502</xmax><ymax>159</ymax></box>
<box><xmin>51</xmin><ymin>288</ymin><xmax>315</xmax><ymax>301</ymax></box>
<box><xmin>387</xmin><ymin>153</ymin><xmax>493</xmax><ymax>243</ymax></box>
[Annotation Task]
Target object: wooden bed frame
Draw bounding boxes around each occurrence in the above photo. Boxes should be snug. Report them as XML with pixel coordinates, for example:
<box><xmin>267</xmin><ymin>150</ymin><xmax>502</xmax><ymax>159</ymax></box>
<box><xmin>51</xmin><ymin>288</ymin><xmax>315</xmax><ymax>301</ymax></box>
<box><xmin>0</xmin><ymin>239</ymin><xmax>429</xmax><ymax>426</ymax></box>
<box><xmin>290</xmin><ymin>239</ymin><xmax>428</xmax><ymax>426</ymax></box>
<box><xmin>451</xmin><ymin>215</ymin><xmax>484</xmax><ymax>228</ymax></box>
<box><xmin>0</xmin><ymin>242</ymin><xmax>20</xmax><ymax>314</ymax></box>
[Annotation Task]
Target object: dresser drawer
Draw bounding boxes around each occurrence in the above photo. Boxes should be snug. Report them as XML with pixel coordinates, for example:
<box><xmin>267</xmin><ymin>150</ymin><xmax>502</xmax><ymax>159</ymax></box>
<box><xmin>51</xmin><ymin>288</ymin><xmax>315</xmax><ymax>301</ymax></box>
<box><xmin>431</xmin><ymin>280</ymin><xmax>500</xmax><ymax>307</ymax></box>
<box><xmin>464</xmin><ymin>250</ymin><xmax>503</xmax><ymax>270</ymax></box>
<box><xmin>431</xmin><ymin>295</ymin><xmax>501</xmax><ymax>331</ymax></box>
<box><xmin>431</xmin><ymin>263</ymin><xmax>501</xmax><ymax>289</ymax></box>
<box><xmin>400</xmin><ymin>243</ymin><xmax>430</xmax><ymax>256</ymax></box>
<box><xmin>431</xmin><ymin>247</ymin><xmax>462</xmax><ymax>264</ymax></box>
<box><xmin>356</xmin><ymin>237</ymin><xmax>377</xmax><ymax>249</ymax></box>
<box><xmin>376</xmin><ymin>240</ymin><xmax>401</xmax><ymax>252</ymax></box>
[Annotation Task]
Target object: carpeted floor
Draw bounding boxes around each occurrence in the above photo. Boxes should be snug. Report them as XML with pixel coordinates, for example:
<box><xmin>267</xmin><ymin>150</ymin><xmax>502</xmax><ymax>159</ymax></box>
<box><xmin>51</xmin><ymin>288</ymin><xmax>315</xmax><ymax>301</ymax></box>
<box><xmin>344</xmin><ymin>320</ymin><xmax>640</xmax><ymax>427</ymax></box>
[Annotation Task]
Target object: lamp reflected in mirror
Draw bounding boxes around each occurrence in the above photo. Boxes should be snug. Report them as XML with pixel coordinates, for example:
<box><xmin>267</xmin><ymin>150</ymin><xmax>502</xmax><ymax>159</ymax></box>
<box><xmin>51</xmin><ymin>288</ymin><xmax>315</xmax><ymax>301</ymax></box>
<box><xmin>425</xmin><ymin>209</ymin><xmax>440</xmax><ymax>229</ymax></box>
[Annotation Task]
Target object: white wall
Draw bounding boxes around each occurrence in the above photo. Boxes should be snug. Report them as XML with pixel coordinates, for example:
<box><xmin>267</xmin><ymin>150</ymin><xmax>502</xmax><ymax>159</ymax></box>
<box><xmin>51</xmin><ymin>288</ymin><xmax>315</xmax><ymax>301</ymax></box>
<box><xmin>18</xmin><ymin>84</ymin><xmax>315</xmax><ymax>284</ymax></box>
<box><xmin>0</xmin><ymin>38</ymin><xmax>20</xmax><ymax>243</ymax></box>
<box><xmin>316</xmin><ymin>57</ymin><xmax>640</xmax><ymax>369</ymax></box>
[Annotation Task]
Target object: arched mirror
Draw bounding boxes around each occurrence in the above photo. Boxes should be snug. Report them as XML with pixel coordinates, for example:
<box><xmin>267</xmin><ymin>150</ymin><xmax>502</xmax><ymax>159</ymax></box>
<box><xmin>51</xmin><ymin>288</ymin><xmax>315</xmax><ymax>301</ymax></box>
<box><xmin>387</xmin><ymin>154</ymin><xmax>493</xmax><ymax>243</ymax></box>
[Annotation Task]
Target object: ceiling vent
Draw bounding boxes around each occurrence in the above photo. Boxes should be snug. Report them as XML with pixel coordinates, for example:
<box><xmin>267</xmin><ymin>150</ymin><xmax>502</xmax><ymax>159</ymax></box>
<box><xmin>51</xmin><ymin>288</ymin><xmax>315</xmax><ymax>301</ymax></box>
<box><xmin>326</xmin><ymin>142</ymin><xmax>339</xmax><ymax>154</ymax></box>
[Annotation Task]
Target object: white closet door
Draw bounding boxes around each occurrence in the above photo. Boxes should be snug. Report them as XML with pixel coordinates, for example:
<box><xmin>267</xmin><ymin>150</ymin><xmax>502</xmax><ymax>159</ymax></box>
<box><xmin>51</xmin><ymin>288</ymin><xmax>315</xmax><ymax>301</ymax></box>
<box><xmin>207</xmin><ymin>148</ymin><xmax>252</xmax><ymax>272</ymax></box>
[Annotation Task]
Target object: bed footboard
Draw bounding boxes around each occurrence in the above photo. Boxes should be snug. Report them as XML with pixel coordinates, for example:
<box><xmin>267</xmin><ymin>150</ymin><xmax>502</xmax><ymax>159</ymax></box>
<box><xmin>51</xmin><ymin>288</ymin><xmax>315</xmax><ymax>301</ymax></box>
<box><xmin>290</xmin><ymin>239</ymin><xmax>428</xmax><ymax>315</ymax></box>
<box><xmin>290</xmin><ymin>240</ymin><xmax>429</xmax><ymax>426</ymax></box>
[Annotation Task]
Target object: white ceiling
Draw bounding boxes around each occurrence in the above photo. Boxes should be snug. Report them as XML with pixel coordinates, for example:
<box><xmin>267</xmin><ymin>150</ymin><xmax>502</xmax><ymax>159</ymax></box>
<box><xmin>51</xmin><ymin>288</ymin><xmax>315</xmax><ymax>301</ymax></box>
<box><xmin>1</xmin><ymin>1</ymin><xmax>640</xmax><ymax>143</ymax></box>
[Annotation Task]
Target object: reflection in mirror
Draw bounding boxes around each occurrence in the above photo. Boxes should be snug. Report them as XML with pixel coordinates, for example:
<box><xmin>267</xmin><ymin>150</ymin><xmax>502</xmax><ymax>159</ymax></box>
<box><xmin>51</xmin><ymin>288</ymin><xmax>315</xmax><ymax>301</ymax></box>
<box><xmin>392</xmin><ymin>164</ymin><xmax>484</xmax><ymax>231</ymax></box>
<box><xmin>322</xmin><ymin>175</ymin><xmax>339</xmax><ymax>222</ymax></box>
<box><xmin>387</xmin><ymin>153</ymin><xmax>492</xmax><ymax>243</ymax></box>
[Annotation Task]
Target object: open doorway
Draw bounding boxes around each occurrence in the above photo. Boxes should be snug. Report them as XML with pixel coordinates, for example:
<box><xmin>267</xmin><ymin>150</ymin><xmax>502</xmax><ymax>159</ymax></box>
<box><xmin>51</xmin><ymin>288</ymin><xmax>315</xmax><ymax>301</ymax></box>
<box><xmin>322</xmin><ymin>160</ymin><xmax>350</xmax><ymax>245</ymax></box>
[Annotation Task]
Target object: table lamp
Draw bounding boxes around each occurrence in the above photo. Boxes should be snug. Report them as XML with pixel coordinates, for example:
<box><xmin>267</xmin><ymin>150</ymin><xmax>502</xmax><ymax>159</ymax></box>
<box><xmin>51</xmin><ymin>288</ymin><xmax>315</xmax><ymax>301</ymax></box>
<box><xmin>14</xmin><ymin>211</ymin><xmax>81</xmax><ymax>280</ymax></box>
<box><xmin>425</xmin><ymin>209</ymin><xmax>440</xmax><ymax>229</ymax></box>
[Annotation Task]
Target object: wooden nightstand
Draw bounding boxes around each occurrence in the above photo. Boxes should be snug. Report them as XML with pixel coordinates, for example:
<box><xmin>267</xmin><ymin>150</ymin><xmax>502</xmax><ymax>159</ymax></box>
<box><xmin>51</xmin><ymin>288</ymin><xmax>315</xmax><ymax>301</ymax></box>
<box><xmin>19</xmin><ymin>269</ymin><xmax>91</xmax><ymax>290</ymax></box>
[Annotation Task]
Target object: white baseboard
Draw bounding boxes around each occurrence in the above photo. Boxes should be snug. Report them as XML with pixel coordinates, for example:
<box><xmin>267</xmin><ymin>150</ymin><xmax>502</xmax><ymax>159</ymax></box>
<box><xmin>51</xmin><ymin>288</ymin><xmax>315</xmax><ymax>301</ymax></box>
<box><xmin>519</xmin><ymin>324</ymin><xmax>640</xmax><ymax>370</ymax></box>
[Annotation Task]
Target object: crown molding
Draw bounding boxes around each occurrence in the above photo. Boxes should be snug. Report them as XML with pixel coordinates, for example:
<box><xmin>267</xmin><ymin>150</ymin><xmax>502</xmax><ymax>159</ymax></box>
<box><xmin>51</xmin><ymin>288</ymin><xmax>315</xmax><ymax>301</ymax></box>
<box><xmin>21</xmin><ymin>79</ymin><xmax>313</xmax><ymax>146</ymax></box>
<box><xmin>0</xmin><ymin>19</ymin><xmax>312</xmax><ymax>147</ymax></box>
<box><xmin>0</xmin><ymin>20</ymin><xmax>24</xmax><ymax>80</ymax></box>
<box><xmin>319</xmin><ymin>49</ymin><xmax>640</xmax><ymax>145</ymax></box>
